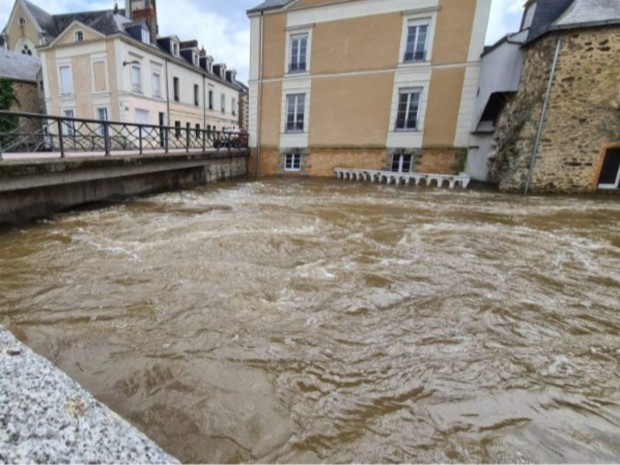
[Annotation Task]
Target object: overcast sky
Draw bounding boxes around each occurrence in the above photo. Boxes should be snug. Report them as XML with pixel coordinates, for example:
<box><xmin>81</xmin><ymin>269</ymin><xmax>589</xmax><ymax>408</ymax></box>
<box><xmin>1</xmin><ymin>0</ymin><xmax>526</xmax><ymax>82</ymax></box>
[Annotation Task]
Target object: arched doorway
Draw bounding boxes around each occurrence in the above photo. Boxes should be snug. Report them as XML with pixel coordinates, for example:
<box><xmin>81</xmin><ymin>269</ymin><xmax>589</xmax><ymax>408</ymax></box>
<box><xmin>598</xmin><ymin>143</ymin><xmax>620</xmax><ymax>190</ymax></box>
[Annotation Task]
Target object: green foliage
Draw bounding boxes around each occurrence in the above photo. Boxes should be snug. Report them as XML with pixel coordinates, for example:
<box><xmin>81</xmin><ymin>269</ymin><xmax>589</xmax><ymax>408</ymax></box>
<box><xmin>0</xmin><ymin>77</ymin><xmax>18</xmax><ymax>110</ymax></box>
<box><xmin>0</xmin><ymin>77</ymin><xmax>19</xmax><ymax>150</ymax></box>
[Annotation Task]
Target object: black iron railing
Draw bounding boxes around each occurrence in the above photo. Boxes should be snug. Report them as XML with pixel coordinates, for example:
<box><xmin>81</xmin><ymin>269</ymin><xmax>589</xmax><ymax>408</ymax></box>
<box><xmin>0</xmin><ymin>111</ymin><xmax>248</xmax><ymax>160</ymax></box>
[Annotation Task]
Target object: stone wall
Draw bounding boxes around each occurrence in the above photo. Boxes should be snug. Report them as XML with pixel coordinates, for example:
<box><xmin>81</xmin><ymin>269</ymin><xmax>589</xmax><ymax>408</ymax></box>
<box><xmin>0</xmin><ymin>152</ymin><xmax>249</xmax><ymax>225</ymax></box>
<box><xmin>10</xmin><ymin>81</ymin><xmax>40</xmax><ymax>115</ymax></box>
<box><xmin>250</xmin><ymin>147</ymin><xmax>466</xmax><ymax>177</ymax></box>
<box><xmin>491</xmin><ymin>27</ymin><xmax>620</xmax><ymax>193</ymax></box>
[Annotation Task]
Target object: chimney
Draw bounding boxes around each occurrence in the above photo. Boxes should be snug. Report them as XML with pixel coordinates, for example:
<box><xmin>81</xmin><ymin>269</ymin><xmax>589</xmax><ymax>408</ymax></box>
<box><xmin>127</xmin><ymin>0</ymin><xmax>159</xmax><ymax>42</ymax></box>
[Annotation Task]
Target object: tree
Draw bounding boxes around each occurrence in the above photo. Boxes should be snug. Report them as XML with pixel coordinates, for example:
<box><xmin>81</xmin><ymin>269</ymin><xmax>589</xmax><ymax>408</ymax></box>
<box><xmin>0</xmin><ymin>77</ymin><xmax>19</xmax><ymax>150</ymax></box>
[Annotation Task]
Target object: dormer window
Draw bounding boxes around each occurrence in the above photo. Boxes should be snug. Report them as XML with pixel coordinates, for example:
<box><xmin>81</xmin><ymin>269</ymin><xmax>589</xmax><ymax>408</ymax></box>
<box><xmin>193</xmin><ymin>53</ymin><xmax>198</xmax><ymax>66</ymax></box>
<box><xmin>75</xmin><ymin>31</ymin><xmax>84</xmax><ymax>42</ymax></box>
<box><xmin>141</xmin><ymin>28</ymin><xmax>150</xmax><ymax>44</ymax></box>
<box><xmin>172</xmin><ymin>43</ymin><xmax>178</xmax><ymax>56</ymax></box>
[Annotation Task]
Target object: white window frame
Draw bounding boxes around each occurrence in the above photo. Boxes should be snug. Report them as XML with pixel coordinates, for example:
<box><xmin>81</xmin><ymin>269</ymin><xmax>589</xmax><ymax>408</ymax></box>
<box><xmin>141</xmin><ymin>28</ymin><xmax>150</xmax><ymax>44</ymax></box>
<box><xmin>95</xmin><ymin>107</ymin><xmax>108</xmax><ymax>136</ymax></box>
<box><xmin>194</xmin><ymin>84</ymin><xmax>200</xmax><ymax>107</ymax></box>
<box><xmin>58</xmin><ymin>65</ymin><xmax>73</xmax><ymax>96</ymax></box>
<box><xmin>285</xmin><ymin>28</ymin><xmax>312</xmax><ymax>75</ymax></box>
<box><xmin>152</xmin><ymin>72</ymin><xmax>161</xmax><ymax>98</ymax></box>
<box><xmin>221</xmin><ymin>94</ymin><xmax>226</xmax><ymax>114</ymax></box>
<box><xmin>62</xmin><ymin>109</ymin><xmax>76</xmax><ymax>136</ymax></box>
<box><xmin>403</xmin><ymin>18</ymin><xmax>430</xmax><ymax>63</ymax></box>
<box><xmin>232</xmin><ymin>97</ymin><xmax>237</xmax><ymax>116</ymax></box>
<box><xmin>131</xmin><ymin>64</ymin><xmax>142</xmax><ymax>93</ymax></box>
<box><xmin>598</xmin><ymin>148</ymin><xmax>620</xmax><ymax>190</ymax></box>
<box><xmin>395</xmin><ymin>88</ymin><xmax>422</xmax><ymax>131</ymax></box>
<box><xmin>74</xmin><ymin>30</ymin><xmax>84</xmax><ymax>43</ymax></box>
<box><xmin>284</xmin><ymin>153</ymin><xmax>301</xmax><ymax>172</ymax></box>
<box><xmin>399</xmin><ymin>13</ymin><xmax>436</xmax><ymax>66</ymax></box>
<box><xmin>391</xmin><ymin>153</ymin><xmax>414</xmax><ymax>174</ymax></box>
<box><xmin>285</xmin><ymin>93</ymin><xmax>306</xmax><ymax>133</ymax></box>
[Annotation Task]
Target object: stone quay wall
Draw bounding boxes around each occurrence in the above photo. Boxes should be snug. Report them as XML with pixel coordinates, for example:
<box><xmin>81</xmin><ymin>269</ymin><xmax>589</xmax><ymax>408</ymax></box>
<box><xmin>491</xmin><ymin>27</ymin><xmax>620</xmax><ymax>193</ymax></box>
<box><xmin>250</xmin><ymin>147</ymin><xmax>466</xmax><ymax>178</ymax></box>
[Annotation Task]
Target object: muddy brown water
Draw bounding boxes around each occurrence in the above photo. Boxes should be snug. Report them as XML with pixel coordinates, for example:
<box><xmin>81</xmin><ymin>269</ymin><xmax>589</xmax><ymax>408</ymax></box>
<box><xmin>1</xmin><ymin>179</ymin><xmax>619</xmax><ymax>463</ymax></box>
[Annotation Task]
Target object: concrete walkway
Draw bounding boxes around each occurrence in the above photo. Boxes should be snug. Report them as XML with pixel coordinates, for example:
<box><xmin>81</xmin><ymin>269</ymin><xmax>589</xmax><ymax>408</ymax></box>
<box><xmin>0</xmin><ymin>326</ymin><xmax>178</xmax><ymax>464</ymax></box>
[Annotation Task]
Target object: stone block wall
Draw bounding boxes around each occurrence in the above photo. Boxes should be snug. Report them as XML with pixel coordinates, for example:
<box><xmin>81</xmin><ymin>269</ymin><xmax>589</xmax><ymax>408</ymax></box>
<box><xmin>491</xmin><ymin>27</ymin><xmax>620</xmax><ymax>193</ymax></box>
<box><xmin>250</xmin><ymin>146</ymin><xmax>466</xmax><ymax>177</ymax></box>
<box><xmin>10</xmin><ymin>81</ymin><xmax>40</xmax><ymax>115</ymax></box>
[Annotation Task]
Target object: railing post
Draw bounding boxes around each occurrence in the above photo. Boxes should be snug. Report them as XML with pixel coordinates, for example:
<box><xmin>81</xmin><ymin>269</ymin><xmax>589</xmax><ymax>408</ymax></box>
<box><xmin>104</xmin><ymin>122</ymin><xmax>110</xmax><ymax>157</ymax></box>
<box><xmin>164</xmin><ymin>127</ymin><xmax>169</xmax><ymax>154</ymax></box>
<box><xmin>138</xmin><ymin>126</ymin><xmax>143</xmax><ymax>155</ymax></box>
<box><xmin>202</xmin><ymin>129</ymin><xmax>206</xmax><ymax>153</ymax></box>
<box><xmin>0</xmin><ymin>137</ymin><xmax>4</xmax><ymax>161</ymax></box>
<box><xmin>57</xmin><ymin>119</ymin><xmax>65</xmax><ymax>158</ymax></box>
<box><xmin>186</xmin><ymin>126</ymin><xmax>190</xmax><ymax>153</ymax></box>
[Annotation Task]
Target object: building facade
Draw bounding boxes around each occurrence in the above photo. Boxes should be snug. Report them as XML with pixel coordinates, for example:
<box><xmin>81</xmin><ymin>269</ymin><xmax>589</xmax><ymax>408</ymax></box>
<box><xmin>1</xmin><ymin>0</ymin><xmax>244</xmax><ymax>133</ymax></box>
<box><xmin>479</xmin><ymin>0</ymin><xmax>620</xmax><ymax>193</ymax></box>
<box><xmin>0</xmin><ymin>49</ymin><xmax>42</xmax><ymax>115</ymax></box>
<box><xmin>247</xmin><ymin>0</ymin><xmax>492</xmax><ymax>177</ymax></box>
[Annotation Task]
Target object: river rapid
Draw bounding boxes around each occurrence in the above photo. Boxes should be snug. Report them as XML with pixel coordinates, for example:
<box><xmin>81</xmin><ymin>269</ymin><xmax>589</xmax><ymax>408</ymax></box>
<box><xmin>1</xmin><ymin>179</ymin><xmax>619</xmax><ymax>463</ymax></box>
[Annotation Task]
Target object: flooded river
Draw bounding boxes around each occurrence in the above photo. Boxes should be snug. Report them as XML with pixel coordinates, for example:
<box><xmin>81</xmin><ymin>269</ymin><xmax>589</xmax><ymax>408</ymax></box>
<box><xmin>1</xmin><ymin>179</ymin><xmax>619</xmax><ymax>463</ymax></box>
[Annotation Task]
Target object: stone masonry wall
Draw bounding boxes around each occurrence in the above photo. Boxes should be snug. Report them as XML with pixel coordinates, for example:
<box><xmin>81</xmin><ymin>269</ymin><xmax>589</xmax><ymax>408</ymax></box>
<box><xmin>251</xmin><ymin>147</ymin><xmax>465</xmax><ymax>178</ymax></box>
<box><xmin>492</xmin><ymin>27</ymin><xmax>620</xmax><ymax>193</ymax></box>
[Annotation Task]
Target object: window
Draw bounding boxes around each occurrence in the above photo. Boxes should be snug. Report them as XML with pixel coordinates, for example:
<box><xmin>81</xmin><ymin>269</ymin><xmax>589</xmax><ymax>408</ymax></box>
<box><xmin>96</xmin><ymin>108</ymin><xmax>108</xmax><ymax>136</ymax></box>
<box><xmin>194</xmin><ymin>84</ymin><xmax>199</xmax><ymax>107</ymax></box>
<box><xmin>221</xmin><ymin>94</ymin><xmax>226</xmax><ymax>113</ymax></box>
<box><xmin>19</xmin><ymin>17</ymin><xmax>25</xmax><ymax>26</ymax></box>
<box><xmin>175</xmin><ymin>121</ymin><xmax>181</xmax><ymax>138</ymax></box>
<box><xmin>172</xmin><ymin>43</ymin><xmax>178</xmax><ymax>56</ymax></box>
<box><xmin>152</xmin><ymin>72</ymin><xmax>161</xmax><ymax>98</ymax></box>
<box><xmin>21</xmin><ymin>44</ymin><xmax>32</xmax><ymax>55</ymax></box>
<box><xmin>403</xmin><ymin>20</ymin><xmax>429</xmax><ymax>62</ymax></box>
<box><xmin>208</xmin><ymin>90</ymin><xmax>213</xmax><ymax>110</ymax></box>
<box><xmin>131</xmin><ymin>64</ymin><xmax>142</xmax><ymax>93</ymax></box>
<box><xmin>63</xmin><ymin>110</ymin><xmax>76</xmax><ymax>136</ymax></box>
<box><xmin>232</xmin><ymin>97</ymin><xmax>236</xmax><ymax>116</ymax></box>
<box><xmin>395</xmin><ymin>89</ymin><xmax>421</xmax><ymax>131</ymax></box>
<box><xmin>598</xmin><ymin>148</ymin><xmax>620</xmax><ymax>190</ymax></box>
<box><xmin>59</xmin><ymin>66</ymin><xmax>73</xmax><ymax>95</ymax></box>
<box><xmin>173</xmin><ymin>77</ymin><xmax>179</xmax><ymax>102</ymax></box>
<box><xmin>286</xmin><ymin>93</ymin><xmax>305</xmax><ymax>132</ymax></box>
<box><xmin>141</xmin><ymin>28</ymin><xmax>150</xmax><ymax>44</ymax></box>
<box><xmin>284</xmin><ymin>153</ymin><xmax>301</xmax><ymax>172</ymax></box>
<box><xmin>75</xmin><ymin>31</ymin><xmax>83</xmax><ymax>42</ymax></box>
<box><xmin>391</xmin><ymin>154</ymin><xmax>413</xmax><ymax>173</ymax></box>
<box><xmin>289</xmin><ymin>34</ymin><xmax>308</xmax><ymax>73</ymax></box>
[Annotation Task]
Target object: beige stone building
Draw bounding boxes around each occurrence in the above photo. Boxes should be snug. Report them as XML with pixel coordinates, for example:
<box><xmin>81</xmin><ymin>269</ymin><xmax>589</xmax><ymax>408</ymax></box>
<box><xmin>1</xmin><ymin>0</ymin><xmax>244</xmax><ymax>134</ymax></box>
<box><xmin>482</xmin><ymin>0</ymin><xmax>620</xmax><ymax>193</ymax></box>
<box><xmin>247</xmin><ymin>0</ymin><xmax>492</xmax><ymax>177</ymax></box>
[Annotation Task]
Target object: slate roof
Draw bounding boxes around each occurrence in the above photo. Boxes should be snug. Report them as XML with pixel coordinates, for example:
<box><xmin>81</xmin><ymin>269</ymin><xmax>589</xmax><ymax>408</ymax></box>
<box><xmin>0</xmin><ymin>49</ymin><xmax>41</xmax><ymax>82</ymax></box>
<box><xmin>555</xmin><ymin>0</ymin><xmax>620</xmax><ymax>26</ymax></box>
<box><xmin>21</xmin><ymin>0</ymin><xmax>127</xmax><ymax>38</ymax></box>
<box><xmin>247</xmin><ymin>0</ymin><xmax>293</xmax><ymax>14</ymax></box>
<box><xmin>526</xmin><ymin>0</ymin><xmax>574</xmax><ymax>41</ymax></box>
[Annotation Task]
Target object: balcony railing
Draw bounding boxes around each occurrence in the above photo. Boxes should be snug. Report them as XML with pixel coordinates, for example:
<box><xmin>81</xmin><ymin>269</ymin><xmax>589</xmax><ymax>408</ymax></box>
<box><xmin>0</xmin><ymin>111</ymin><xmax>248</xmax><ymax>160</ymax></box>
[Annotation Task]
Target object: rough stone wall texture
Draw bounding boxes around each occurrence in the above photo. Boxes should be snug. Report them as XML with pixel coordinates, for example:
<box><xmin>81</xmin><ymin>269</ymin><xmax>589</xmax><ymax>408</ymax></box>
<box><xmin>250</xmin><ymin>147</ymin><xmax>465</xmax><ymax>177</ymax></box>
<box><xmin>491</xmin><ymin>27</ymin><xmax>620</xmax><ymax>193</ymax></box>
<box><xmin>10</xmin><ymin>81</ymin><xmax>42</xmax><ymax>134</ymax></box>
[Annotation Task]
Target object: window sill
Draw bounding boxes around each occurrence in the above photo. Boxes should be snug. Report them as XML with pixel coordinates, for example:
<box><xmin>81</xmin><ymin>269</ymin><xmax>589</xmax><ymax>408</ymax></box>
<box><xmin>286</xmin><ymin>70</ymin><xmax>309</xmax><ymax>77</ymax></box>
<box><xmin>283</xmin><ymin>131</ymin><xmax>306</xmax><ymax>135</ymax></box>
<box><xmin>393</xmin><ymin>128</ymin><xmax>420</xmax><ymax>133</ymax></box>
<box><xmin>398</xmin><ymin>61</ymin><xmax>430</xmax><ymax>68</ymax></box>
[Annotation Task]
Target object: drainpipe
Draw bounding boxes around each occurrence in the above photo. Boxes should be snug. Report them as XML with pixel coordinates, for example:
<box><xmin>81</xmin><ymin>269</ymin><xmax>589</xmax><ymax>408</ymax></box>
<box><xmin>256</xmin><ymin>11</ymin><xmax>265</xmax><ymax>178</ymax></box>
<box><xmin>165</xmin><ymin>58</ymin><xmax>171</xmax><ymax>127</ymax></box>
<box><xmin>524</xmin><ymin>37</ymin><xmax>562</xmax><ymax>195</ymax></box>
<box><xmin>203</xmin><ymin>74</ymin><xmax>206</xmax><ymax>133</ymax></box>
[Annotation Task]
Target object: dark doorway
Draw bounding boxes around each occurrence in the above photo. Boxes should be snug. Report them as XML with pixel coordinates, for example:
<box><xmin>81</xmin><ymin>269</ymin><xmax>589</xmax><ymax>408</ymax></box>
<box><xmin>598</xmin><ymin>148</ymin><xmax>620</xmax><ymax>189</ymax></box>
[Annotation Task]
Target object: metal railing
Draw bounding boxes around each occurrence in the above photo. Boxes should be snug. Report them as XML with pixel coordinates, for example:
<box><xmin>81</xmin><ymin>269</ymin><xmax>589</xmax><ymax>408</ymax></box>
<box><xmin>0</xmin><ymin>110</ymin><xmax>248</xmax><ymax>160</ymax></box>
